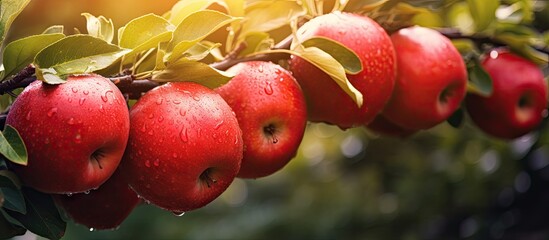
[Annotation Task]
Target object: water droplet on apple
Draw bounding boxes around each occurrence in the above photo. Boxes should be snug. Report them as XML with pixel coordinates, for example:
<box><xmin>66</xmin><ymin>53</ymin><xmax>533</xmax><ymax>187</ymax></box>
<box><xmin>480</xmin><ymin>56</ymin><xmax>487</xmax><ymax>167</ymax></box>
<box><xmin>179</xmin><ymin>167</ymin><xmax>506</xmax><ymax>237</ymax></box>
<box><xmin>279</xmin><ymin>77</ymin><xmax>284</xmax><ymax>82</ymax></box>
<box><xmin>83</xmin><ymin>90</ymin><xmax>89</xmax><ymax>95</ymax></box>
<box><xmin>156</xmin><ymin>98</ymin><xmax>164</xmax><ymax>105</ymax></box>
<box><xmin>74</xmin><ymin>133</ymin><xmax>82</xmax><ymax>143</ymax></box>
<box><xmin>172</xmin><ymin>153</ymin><xmax>178</xmax><ymax>158</ymax></box>
<box><xmin>148</xmin><ymin>113</ymin><xmax>154</xmax><ymax>119</ymax></box>
<box><xmin>214</xmin><ymin>120</ymin><xmax>224</xmax><ymax>130</ymax></box>
<box><xmin>172</xmin><ymin>211</ymin><xmax>185</xmax><ymax>217</ymax></box>
<box><xmin>68</xmin><ymin>98</ymin><xmax>73</xmax><ymax>103</ymax></box>
<box><xmin>101</xmin><ymin>90</ymin><xmax>113</xmax><ymax>103</ymax></box>
<box><xmin>67</xmin><ymin>118</ymin><xmax>76</xmax><ymax>125</ymax></box>
<box><xmin>140</xmin><ymin>123</ymin><xmax>147</xmax><ymax>133</ymax></box>
<box><xmin>89</xmin><ymin>228</ymin><xmax>95</xmax><ymax>232</ymax></box>
<box><xmin>99</xmin><ymin>104</ymin><xmax>105</xmax><ymax>113</ymax></box>
<box><xmin>47</xmin><ymin>108</ymin><xmax>58</xmax><ymax>117</ymax></box>
<box><xmin>66</xmin><ymin>193</ymin><xmax>73</xmax><ymax>197</ymax></box>
<box><xmin>79</xmin><ymin>98</ymin><xmax>86</xmax><ymax>106</ymax></box>
<box><xmin>26</xmin><ymin>111</ymin><xmax>32</xmax><ymax>120</ymax></box>
<box><xmin>145</xmin><ymin>160</ymin><xmax>151</xmax><ymax>168</ymax></box>
<box><xmin>180</xmin><ymin>127</ymin><xmax>189</xmax><ymax>142</ymax></box>
<box><xmin>173</xmin><ymin>99</ymin><xmax>181</xmax><ymax>104</ymax></box>
<box><xmin>264</xmin><ymin>82</ymin><xmax>274</xmax><ymax>95</ymax></box>
<box><xmin>193</xmin><ymin>95</ymin><xmax>200</xmax><ymax>101</ymax></box>
<box><xmin>158</xmin><ymin>116</ymin><xmax>164</xmax><ymax>123</ymax></box>
<box><xmin>84</xmin><ymin>190</ymin><xmax>90</xmax><ymax>194</ymax></box>
<box><xmin>258</xmin><ymin>65</ymin><xmax>264</xmax><ymax>73</ymax></box>
<box><xmin>179</xmin><ymin>108</ymin><xmax>187</xmax><ymax>116</ymax></box>
<box><xmin>153</xmin><ymin>159</ymin><xmax>160</xmax><ymax>167</ymax></box>
<box><xmin>71</xmin><ymin>87</ymin><xmax>78</xmax><ymax>93</ymax></box>
<box><xmin>274</xmin><ymin>68</ymin><xmax>281</xmax><ymax>74</ymax></box>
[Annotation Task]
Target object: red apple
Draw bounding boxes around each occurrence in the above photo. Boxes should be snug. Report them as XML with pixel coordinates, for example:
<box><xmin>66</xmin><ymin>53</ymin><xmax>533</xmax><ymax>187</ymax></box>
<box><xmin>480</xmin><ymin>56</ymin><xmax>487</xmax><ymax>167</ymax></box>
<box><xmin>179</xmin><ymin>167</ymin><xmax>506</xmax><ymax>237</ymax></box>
<box><xmin>289</xmin><ymin>12</ymin><xmax>396</xmax><ymax>129</ymax></box>
<box><xmin>215</xmin><ymin>61</ymin><xmax>307</xmax><ymax>178</ymax></box>
<box><xmin>466</xmin><ymin>49</ymin><xmax>548</xmax><ymax>139</ymax></box>
<box><xmin>120</xmin><ymin>82</ymin><xmax>243</xmax><ymax>212</ymax></box>
<box><xmin>378</xmin><ymin>26</ymin><xmax>468</xmax><ymax>130</ymax></box>
<box><xmin>54</xmin><ymin>168</ymin><xmax>139</xmax><ymax>230</ymax></box>
<box><xmin>6</xmin><ymin>74</ymin><xmax>130</xmax><ymax>194</ymax></box>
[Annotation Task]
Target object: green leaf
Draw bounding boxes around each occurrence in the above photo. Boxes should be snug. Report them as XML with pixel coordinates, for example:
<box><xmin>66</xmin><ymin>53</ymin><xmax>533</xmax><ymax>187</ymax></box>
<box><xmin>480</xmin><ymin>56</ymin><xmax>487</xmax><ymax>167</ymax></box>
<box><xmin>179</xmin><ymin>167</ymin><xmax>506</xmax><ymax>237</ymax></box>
<box><xmin>34</xmin><ymin>35</ymin><xmax>130</xmax><ymax>84</ymax></box>
<box><xmin>4</xmin><ymin>188</ymin><xmax>66</xmax><ymax>240</ymax></box>
<box><xmin>0</xmin><ymin>0</ymin><xmax>31</xmax><ymax>46</ymax></box>
<box><xmin>184</xmin><ymin>42</ymin><xmax>222</xmax><ymax>61</ymax></box>
<box><xmin>2</xmin><ymin>33</ymin><xmax>65</xmax><ymax>80</ymax></box>
<box><xmin>0</xmin><ymin>210</ymin><xmax>25</xmax><ymax>239</ymax></box>
<box><xmin>167</xmin><ymin>10</ymin><xmax>240</xmax><ymax>63</ymax></box>
<box><xmin>239</xmin><ymin>31</ymin><xmax>274</xmax><ymax>57</ymax></box>
<box><xmin>0</xmin><ymin>125</ymin><xmax>27</xmax><ymax>166</ymax></box>
<box><xmin>466</xmin><ymin>56</ymin><xmax>493</xmax><ymax>97</ymax></box>
<box><xmin>240</xmin><ymin>1</ymin><xmax>306</xmax><ymax>38</ymax></box>
<box><xmin>0</xmin><ymin>170</ymin><xmax>25</xmax><ymax>214</ymax></box>
<box><xmin>167</xmin><ymin>0</ymin><xmax>219</xmax><ymax>26</ymax></box>
<box><xmin>152</xmin><ymin>59</ymin><xmax>234</xmax><ymax>88</ymax></box>
<box><xmin>466</xmin><ymin>0</ymin><xmax>499</xmax><ymax>32</ymax></box>
<box><xmin>119</xmin><ymin>14</ymin><xmax>174</xmax><ymax>49</ymax></box>
<box><xmin>81</xmin><ymin>13</ymin><xmax>115</xmax><ymax>43</ymax></box>
<box><xmin>42</xmin><ymin>25</ymin><xmax>64</xmax><ymax>34</ymax></box>
<box><xmin>301</xmin><ymin>37</ymin><xmax>363</xmax><ymax>74</ymax></box>
<box><xmin>264</xmin><ymin>47</ymin><xmax>363</xmax><ymax>107</ymax></box>
<box><xmin>118</xmin><ymin>14</ymin><xmax>174</xmax><ymax>66</ymax></box>
<box><xmin>343</xmin><ymin>0</ymin><xmax>389</xmax><ymax>12</ymax></box>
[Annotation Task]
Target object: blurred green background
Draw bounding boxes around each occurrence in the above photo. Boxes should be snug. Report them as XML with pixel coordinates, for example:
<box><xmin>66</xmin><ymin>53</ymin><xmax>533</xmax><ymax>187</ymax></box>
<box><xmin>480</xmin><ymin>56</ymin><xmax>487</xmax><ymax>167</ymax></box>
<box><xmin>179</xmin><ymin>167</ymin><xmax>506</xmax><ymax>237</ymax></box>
<box><xmin>7</xmin><ymin>0</ymin><xmax>549</xmax><ymax>239</ymax></box>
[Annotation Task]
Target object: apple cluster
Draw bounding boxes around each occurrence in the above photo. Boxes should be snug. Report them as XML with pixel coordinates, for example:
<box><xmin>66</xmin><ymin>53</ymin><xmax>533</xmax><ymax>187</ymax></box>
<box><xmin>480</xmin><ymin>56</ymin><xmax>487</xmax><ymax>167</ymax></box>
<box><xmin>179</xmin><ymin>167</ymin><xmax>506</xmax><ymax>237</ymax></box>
<box><xmin>4</xmin><ymin>12</ymin><xmax>548</xmax><ymax>231</ymax></box>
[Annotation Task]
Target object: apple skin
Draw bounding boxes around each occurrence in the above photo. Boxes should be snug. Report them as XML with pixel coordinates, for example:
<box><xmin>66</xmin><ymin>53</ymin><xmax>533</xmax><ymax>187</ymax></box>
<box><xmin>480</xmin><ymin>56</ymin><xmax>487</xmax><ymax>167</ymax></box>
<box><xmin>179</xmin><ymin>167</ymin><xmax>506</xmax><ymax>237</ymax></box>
<box><xmin>6</xmin><ymin>74</ymin><xmax>130</xmax><ymax>194</ymax></box>
<box><xmin>215</xmin><ymin>61</ymin><xmax>307</xmax><ymax>178</ymax></box>
<box><xmin>379</xmin><ymin>26</ymin><xmax>468</xmax><ymax>130</ymax></box>
<box><xmin>54</xmin><ymin>168</ymin><xmax>139</xmax><ymax>230</ymax></box>
<box><xmin>466</xmin><ymin>49</ymin><xmax>548</xmax><ymax>139</ymax></box>
<box><xmin>120</xmin><ymin>82</ymin><xmax>243</xmax><ymax>212</ymax></box>
<box><xmin>289</xmin><ymin>12</ymin><xmax>396</xmax><ymax>129</ymax></box>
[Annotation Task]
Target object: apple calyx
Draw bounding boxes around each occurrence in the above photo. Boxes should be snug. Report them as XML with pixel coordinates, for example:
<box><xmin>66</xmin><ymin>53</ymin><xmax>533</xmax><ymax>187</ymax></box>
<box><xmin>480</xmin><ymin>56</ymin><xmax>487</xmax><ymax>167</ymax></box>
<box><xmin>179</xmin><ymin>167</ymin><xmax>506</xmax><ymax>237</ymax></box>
<box><xmin>200</xmin><ymin>168</ymin><xmax>218</xmax><ymax>188</ymax></box>
<box><xmin>263</xmin><ymin>124</ymin><xmax>279</xmax><ymax>144</ymax></box>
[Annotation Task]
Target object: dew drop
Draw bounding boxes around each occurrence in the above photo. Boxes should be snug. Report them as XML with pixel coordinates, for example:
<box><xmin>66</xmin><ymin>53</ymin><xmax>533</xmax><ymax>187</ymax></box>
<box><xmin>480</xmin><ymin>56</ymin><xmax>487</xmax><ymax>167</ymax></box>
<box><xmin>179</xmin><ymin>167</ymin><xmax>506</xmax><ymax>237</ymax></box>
<box><xmin>66</xmin><ymin>193</ymin><xmax>73</xmax><ymax>197</ymax></box>
<box><xmin>145</xmin><ymin>160</ymin><xmax>151</xmax><ymax>168</ymax></box>
<box><xmin>89</xmin><ymin>228</ymin><xmax>95</xmax><ymax>232</ymax></box>
<box><xmin>156</xmin><ymin>98</ymin><xmax>164</xmax><ymax>105</ymax></box>
<box><xmin>74</xmin><ymin>133</ymin><xmax>82</xmax><ymax>143</ymax></box>
<box><xmin>153</xmin><ymin>159</ymin><xmax>160</xmax><ymax>167</ymax></box>
<box><xmin>179</xmin><ymin>108</ymin><xmax>187</xmax><ymax>116</ymax></box>
<box><xmin>79</xmin><ymin>98</ymin><xmax>86</xmax><ymax>105</ymax></box>
<box><xmin>25</xmin><ymin>111</ymin><xmax>31</xmax><ymax>121</ymax></box>
<box><xmin>258</xmin><ymin>65</ymin><xmax>264</xmax><ymax>73</ymax></box>
<box><xmin>47</xmin><ymin>108</ymin><xmax>58</xmax><ymax>117</ymax></box>
<box><xmin>172</xmin><ymin>211</ymin><xmax>185</xmax><ymax>217</ymax></box>
<box><xmin>279</xmin><ymin>77</ymin><xmax>284</xmax><ymax>82</ymax></box>
<box><xmin>68</xmin><ymin>98</ymin><xmax>73</xmax><ymax>103</ymax></box>
<box><xmin>193</xmin><ymin>95</ymin><xmax>200</xmax><ymax>101</ymax></box>
<box><xmin>71</xmin><ymin>87</ymin><xmax>78</xmax><ymax>93</ymax></box>
<box><xmin>99</xmin><ymin>104</ymin><xmax>105</xmax><ymax>113</ymax></box>
<box><xmin>83</xmin><ymin>90</ymin><xmax>89</xmax><ymax>95</ymax></box>
<box><xmin>264</xmin><ymin>82</ymin><xmax>274</xmax><ymax>95</ymax></box>
<box><xmin>214</xmin><ymin>120</ymin><xmax>224</xmax><ymax>130</ymax></box>
<box><xmin>84</xmin><ymin>190</ymin><xmax>90</xmax><ymax>194</ymax></box>
<box><xmin>140</xmin><ymin>123</ymin><xmax>147</xmax><ymax>133</ymax></box>
<box><xmin>173</xmin><ymin>99</ymin><xmax>181</xmax><ymax>104</ymax></box>
<box><xmin>148</xmin><ymin>113</ymin><xmax>154</xmax><ymax>119</ymax></box>
<box><xmin>158</xmin><ymin>116</ymin><xmax>164</xmax><ymax>123</ymax></box>
<box><xmin>101</xmin><ymin>90</ymin><xmax>113</xmax><ymax>102</ymax></box>
<box><xmin>274</xmin><ymin>68</ymin><xmax>282</xmax><ymax>74</ymax></box>
<box><xmin>179</xmin><ymin>127</ymin><xmax>189</xmax><ymax>142</ymax></box>
<box><xmin>67</xmin><ymin>117</ymin><xmax>76</xmax><ymax>125</ymax></box>
<box><xmin>147</xmin><ymin>130</ymin><xmax>154</xmax><ymax>136</ymax></box>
